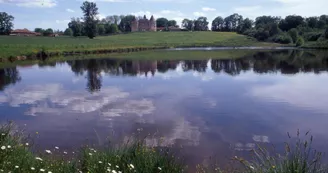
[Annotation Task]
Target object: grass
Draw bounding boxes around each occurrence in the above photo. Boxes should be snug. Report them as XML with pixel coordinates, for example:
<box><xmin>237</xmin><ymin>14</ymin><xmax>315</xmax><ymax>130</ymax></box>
<box><xmin>1</xmin><ymin>123</ymin><xmax>327</xmax><ymax>173</ymax></box>
<box><xmin>0</xmin><ymin>123</ymin><xmax>184</xmax><ymax>173</ymax></box>
<box><xmin>0</xmin><ymin>32</ymin><xmax>285</xmax><ymax>59</ymax></box>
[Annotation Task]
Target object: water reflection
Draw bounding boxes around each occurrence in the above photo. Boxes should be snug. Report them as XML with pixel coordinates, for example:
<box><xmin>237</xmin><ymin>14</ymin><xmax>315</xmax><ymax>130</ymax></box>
<box><xmin>1</xmin><ymin>49</ymin><xmax>328</xmax><ymax>171</ymax></box>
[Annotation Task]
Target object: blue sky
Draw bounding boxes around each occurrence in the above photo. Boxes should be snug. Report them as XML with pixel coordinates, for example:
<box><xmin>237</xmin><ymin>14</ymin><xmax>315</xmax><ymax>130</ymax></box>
<box><xmin>0</xmin><ymin>0</ymin><xmax>327</xmax><ymax>31</ymax></box>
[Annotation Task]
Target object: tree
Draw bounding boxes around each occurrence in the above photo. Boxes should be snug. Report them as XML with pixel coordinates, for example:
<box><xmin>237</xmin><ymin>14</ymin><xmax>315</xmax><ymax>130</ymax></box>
<box><xmin>68</xmin><ymin>18</ymin><xmax>83</xmax><ymax>37</ymax></box>
<box><xmin>306</xmin><ymin>17</ymin><xmax>318</xmax><ymax>28</ymax></box>
<box><xmin>34</xmin><ymin>28</ymin><xmax>44</xmax><ymax>33</ymax></box>
<box><xmin>194</xmin><ymin>17</ymin><xmax>209</xmax><ymax>31</ymax></box>
<box><xmin>279</xmin><ymin>15</ymin><xmax>305</xmax><ymax>31</ymax></box>
<box><xmin>43</xmin><ymin>28</ymin><xmax>53</xmax><ymax>36</ymax></box>
<box><xmin>64</xmin><ymin>28</ymin><xmax>73</xmax><ymax>36</ymax></box>
<box><xmin>81</xmin><ymin>1</ymin><xmax>99</xmax><ymax>39</ymax></box>
<box><xmin>97</xmin><ymin>24</ymin><xmax>105</xmax><ymax>35</ymax></box>
<box><xmin>156</xmin><ymin>18</ymin><xmax>168</xmax><ymax>28</ymax></box>
<box><xmin>288</xmin><ymin>28</ymin><xmax>299</xmax><ymax>43</ymax></box>
<box><xmin>325</xmin><ymin>27</ymin><xmax>328</xmax><ymax>39</ymax></box>
<box><xmin>0</xmin><ymin>12</ymin><xmax>14</xmax><ymax>35</ymax></box>
<box><xmin>237</xmin><ymin>18</ymin><xmax>253</xmax><ymax>34</ymax></box>
<box><xmin>108</xmin><ymin>24</ymin><xmax>119</xmax><ymax>34</ymax></box>
<box><xmin>119</xmin><ymin>15</ymin><xmax>135</xmax><ymax>32</ymax></box>
<box><xmin>103</xmin><ymin>15</ymin><xmax>122</xmax><ymax>25</ymax></box>
<box><xmin>223</xmin><ymin>13</ymin><xmax>243</xmax><ymax>31</ymax></box>
<box><xmin>295</xmin><ymin>36</ymin><xmax>304</xmax><ymax>47</ymax></box>
<box><xmin>211</xmin><ymin>16</ymin><xmax>224</xmax><ymax>31</ymax></box>
<box><xmin>182</xmin><ymin>19</ymin><xmax>194</xmax><ymax>31</ymax></box>
<box><xmin>168</xmin><ymin>20</ymin><xmax>177</xmax><ymax>27</ymax></box>
<box><xmin>255</xmin><ymin>16</ymin><xmax>281</xmax><ymax>29</ymax></box>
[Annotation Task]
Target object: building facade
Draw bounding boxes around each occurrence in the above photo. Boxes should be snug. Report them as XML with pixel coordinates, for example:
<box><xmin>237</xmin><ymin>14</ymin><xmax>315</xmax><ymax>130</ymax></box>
<box><xmin>131</xmin><ymin>15</ymin><xmax>156</xmax><ymax>32</ymax></box>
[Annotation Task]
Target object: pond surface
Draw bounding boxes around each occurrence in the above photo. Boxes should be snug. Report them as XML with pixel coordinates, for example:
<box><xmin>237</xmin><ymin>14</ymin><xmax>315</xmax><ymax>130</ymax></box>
<box><xmin>1</xmin><ymin>49</ymin><xmax>328</xmax><ymax>170</ymax></box>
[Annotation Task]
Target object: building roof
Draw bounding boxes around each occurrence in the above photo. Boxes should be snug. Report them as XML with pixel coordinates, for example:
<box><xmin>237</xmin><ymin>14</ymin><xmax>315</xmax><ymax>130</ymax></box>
<box><xmin>11</xmin><ymin>29</ymin><xmax>40</xmax><ymax>35</ymax></box>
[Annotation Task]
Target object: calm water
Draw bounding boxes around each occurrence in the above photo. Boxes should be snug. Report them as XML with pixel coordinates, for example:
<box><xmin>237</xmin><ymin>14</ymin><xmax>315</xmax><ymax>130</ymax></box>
<box><xmin>1</xmin><ymin>49</ymin><xmax>328</xmax><ymax>169</ymax></box>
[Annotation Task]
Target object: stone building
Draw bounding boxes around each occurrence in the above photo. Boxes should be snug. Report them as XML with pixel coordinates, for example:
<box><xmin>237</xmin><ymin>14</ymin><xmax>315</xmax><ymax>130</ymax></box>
<box><xmin>131</xmin><ymin>15</ymin><xmax>156</xmax><ymax>32</ymax></box>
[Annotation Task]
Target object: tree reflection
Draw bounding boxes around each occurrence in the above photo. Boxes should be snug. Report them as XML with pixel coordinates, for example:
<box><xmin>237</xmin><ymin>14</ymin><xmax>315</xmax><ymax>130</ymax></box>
<box><xmin>0</xmin><ymin>68</ymin><xmax>21</xmax><ymax>91</ymax></box>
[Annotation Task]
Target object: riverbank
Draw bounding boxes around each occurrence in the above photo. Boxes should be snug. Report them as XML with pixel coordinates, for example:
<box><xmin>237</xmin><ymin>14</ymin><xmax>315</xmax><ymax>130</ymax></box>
<box><xmin>1</xmin><ymin>123</ymin><xmax>327</xmax><ymax>173</ymax></box>
<box><xmin>0</xmin><ymin>32</ymin><xmax>286</xmax><ymax>61</ymax></box>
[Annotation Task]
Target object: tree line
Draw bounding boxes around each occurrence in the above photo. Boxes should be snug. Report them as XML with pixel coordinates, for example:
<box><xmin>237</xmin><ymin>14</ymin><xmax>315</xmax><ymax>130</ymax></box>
<box><xmin>1</xmin><ymin>1</ymin><xmax>328</xmax><ymax>42</ymax></box>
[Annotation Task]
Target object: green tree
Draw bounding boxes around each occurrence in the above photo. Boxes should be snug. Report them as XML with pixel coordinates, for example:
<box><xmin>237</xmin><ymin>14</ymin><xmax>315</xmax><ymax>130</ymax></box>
<box><xmin>0</xmin><ymin>12</ymin><xmax>14</xmax><ymax>35</ymax></box>
<box><xmin>97</xmin><ymin>24</ymin><xmax>105</xmax><ymax>35</ymax></box>
<box><xmin>108</xmin><ymin>24</ymin><xmax>119</xmax><ymax>34</ymax></box>
<box><xmin>237</xmin><ymin>18</ymin><xmax>253</xmax><ymax>34</ymax></box>
<box><xmin>255</xmin><ymin>16</ymin><xmax>281</xmax><ymax>29</ymax></box>
<box><xmin>211</xmin><ymin>16</ymin><xmax>224</xmax><ymax>31</ymax></box>
<box><xmin>64</xmin><ymin>28</ymin><xmax>73</xmax><ymax>36</ymax></box>
<box><xmin>223</xmin><ymin>13</ymin><xmax>243</xmax><ymax>31</ymax></box>
<box><xmin>80</xmin><ymin>1</ymin><xmax>99</xmax><ymax>39</ymax></box>
<box><xmin>168</xmin><ymin>20</ymin><xmax>177</xmax><ymax>27</ymax></box>
<box><xmin>68</xmin><ymin>18</ymin><xmax>83</xmax><ymax>37</ymax></box>
<box><xmin>279</xmin><ymin>15</ymin><xmax>305</xmax><ymax>31</ymax></box>
<box><xmin>182</xmin><ymin>19</ymin><xmax>194</xmax><ymax>31</ymax></box>
<box><xmin>34</xmin><ymin>28</ymin><xmax>44</xmax><ymax>33</ymax></box>
<box><xmin>194</xmin><ymin>17</ymin><xmax>209</xmax><ymax>31</ymax></box>
<box><xmin>288</xmin><ymin>28</ymin><xmax>299</xmax><ymax>43</ymax></box>
<box><xmin>306</xmin><ymin>17</ymin><xmax>318</xmax><ymax>28</ymax></box>
<box><xmin>119</xmin><ymin>15</ymin><xmax>135</xmax><ymax>32</ymax></box>
<box><xmin>156</xmin><ymin>18</ymin><xmax>168</xmax><ymax>27</ymax></box>
<box><xmin>295</xmin><ymin>36</ymin><xmax>304</xmax><ymax>47</ymax></box>
<box><xmin>43</xmin><ymin>28</ymin><xmax>53</xmax><ymax>36</ymax></box>
<box><xmin>324</xmin><ymin>28</ymin><xmax>328</xmax><ymax>39</ymax></box>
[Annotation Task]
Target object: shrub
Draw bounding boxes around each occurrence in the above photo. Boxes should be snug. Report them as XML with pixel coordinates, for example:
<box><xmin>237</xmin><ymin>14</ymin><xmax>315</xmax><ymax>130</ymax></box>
<box><xmin>270</xmin><ymin>33</ymin><xmax>293</xmax><ymax>44</ymax></box>
<box><xmin>325</xmin><ymin>28</ymin><xmax>328</xmax><ymax>39</ymax></box>
<box><xmin>243</xmin><ymin>28</ymin><xmax>257</xmax><ymax>37</ymax></box>
<box><xmin>296</xmin><ymin>36</ymin><xmax>305</xmax><ymax>47</ymax></box>
<box><xmin>288</xmin><ymin>28</ymin><xmax>299</xmax><ymax>43</ymax></box>
<box><xmin>303</xmin><ymin>32</ymin><xmax>322</xmax><ymax>41</ymax></box>
<box><xmin>254</xmin><ymin>28</ymin><xmax>270</xmax><ymax>41</ymax></box>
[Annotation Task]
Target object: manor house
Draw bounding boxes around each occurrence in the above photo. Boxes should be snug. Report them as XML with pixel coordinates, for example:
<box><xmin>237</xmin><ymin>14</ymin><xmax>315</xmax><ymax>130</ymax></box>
<box><xmin>131</xmin><ymin>15</ymin><xmax>156</xmax><ymax>32</ymax></box>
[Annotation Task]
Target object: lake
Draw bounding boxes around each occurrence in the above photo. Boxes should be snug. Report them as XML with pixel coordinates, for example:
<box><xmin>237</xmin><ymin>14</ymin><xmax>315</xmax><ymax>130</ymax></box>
<box><xmin>1</xmin><ymin>49</ymin><xmax>328</xmax><ymax>170</ymax></box>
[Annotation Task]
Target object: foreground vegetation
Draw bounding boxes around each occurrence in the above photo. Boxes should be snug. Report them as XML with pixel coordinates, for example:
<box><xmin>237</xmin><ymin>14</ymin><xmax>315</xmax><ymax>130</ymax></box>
<box><xmin>1</xmin><ymin>123</ymin><xmax>327</xmax><ymax>173</ymax></box>
<box><xmin>0</xmin><ymin>32</ymin><xmax>284</xmax><ymax>60</ymax></box>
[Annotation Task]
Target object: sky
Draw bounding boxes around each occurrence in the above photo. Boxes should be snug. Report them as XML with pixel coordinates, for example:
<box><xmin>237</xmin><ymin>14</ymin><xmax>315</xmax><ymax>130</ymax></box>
<box><xmin>0</xmin><ymin>0</ymin><xmax>328</xmax><ymax>31</ymax></box>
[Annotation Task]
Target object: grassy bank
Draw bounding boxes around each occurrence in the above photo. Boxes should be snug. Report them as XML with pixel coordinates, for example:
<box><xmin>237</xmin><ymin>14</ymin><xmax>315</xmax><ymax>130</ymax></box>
<box><xmin>1</xmin><ymin>123</ymin><xmax>327</xmax><ymax>173</ymax></box>
<box><xmin>0</xmin><ymin>32</ymin><xmax>284</xmax><ymax>60</ymax></box>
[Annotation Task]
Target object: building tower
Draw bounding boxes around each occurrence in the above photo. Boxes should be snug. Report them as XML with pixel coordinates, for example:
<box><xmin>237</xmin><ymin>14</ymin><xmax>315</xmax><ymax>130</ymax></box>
<box><xmin>149</xmin><ymin>15</ymin><xmax>156</xmax><ymax>31</ymax></box>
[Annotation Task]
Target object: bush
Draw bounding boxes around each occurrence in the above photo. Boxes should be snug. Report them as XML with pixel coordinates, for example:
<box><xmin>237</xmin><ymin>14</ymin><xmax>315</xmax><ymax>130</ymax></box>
<box><xmin>296</xmin><ymin>36</ymin><xmax>305</xmax><ymax>47</ymax></box>
<box><xmin>303</xmin><ymin>32</ymin><xmax>322</xmax><ymax>41</ymax></box>
<box><xmin>243</xmin><ymin>28</ymin><xmax>257</xmax><ymax>37</ymax></box>
<box><xmin>288</xmin><ymin>28</ymin><xmax>299</xmax><ymax>43</ymax></box>
<box><xmin>254</xmin><ymin>28</ymin><xmax>270</xmax><ymax>41</ymax></box>
<box><xmin>270</xmin><ymin>33</ymin><xmax>293</xmax><ymax>44</ymax></box>
<box><xmin>325</xmin><ymin>28</ymin><xmax>328</xmax><ymax>39</ymax></box>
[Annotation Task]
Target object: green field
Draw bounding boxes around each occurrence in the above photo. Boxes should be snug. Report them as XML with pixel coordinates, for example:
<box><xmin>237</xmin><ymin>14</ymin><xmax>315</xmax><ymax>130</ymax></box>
<box><xmin>0</xmin><ymin>32</ymin><xmax>284</xmax><ymax>59</ymax></box>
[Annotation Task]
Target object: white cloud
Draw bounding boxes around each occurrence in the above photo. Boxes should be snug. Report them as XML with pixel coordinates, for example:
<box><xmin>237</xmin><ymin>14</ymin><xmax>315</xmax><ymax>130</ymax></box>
<box><xmin>66</xmin><ymin>8</ymin><xmax>75</xmax><ymax>13</ymax></box>
<box><xmin>55</xmin><ymin>20</ymin><xmax>70</xmax><ymax>24</ymax></box>
<box><xmin>202</xmin><ymin>7</ymin><xmax>216</xmax><ymax>12</ymax></box>
<box><xmin>193</xmin><ymin>12</ymin><xmax>205</xmax><ymax>17</ymax></box>
<box><xmin>234</xmin><ymin>5</ymin><xmax>261</xmax><ymax>12</ymax></box>
<box><xmin>0</xmin><ymin>0</ymin><xmax>57</xmax><ymax>8</ymax></box>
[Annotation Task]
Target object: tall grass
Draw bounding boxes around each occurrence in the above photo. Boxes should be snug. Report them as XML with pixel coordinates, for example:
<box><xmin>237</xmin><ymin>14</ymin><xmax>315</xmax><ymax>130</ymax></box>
<box><xmin>236</xmin><ymin>130</ymin><xmax>327</xmax><ymax>173</ymax></box>
<box><xmin>0</xmin><ymin>123</ymin><xmax>184</xmax><ymax>173</ymax></box>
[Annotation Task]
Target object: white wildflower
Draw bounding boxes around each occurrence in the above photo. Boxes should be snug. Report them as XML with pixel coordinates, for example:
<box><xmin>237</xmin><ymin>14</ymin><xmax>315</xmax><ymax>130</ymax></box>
<box><xmin>118</xmin><ymin>171</ymin><xmax>122</xmax><ymax>173</ymax></box>
<box><xmin>48</xmin><ymin>171</ymin><xmax>52</xmax><ymax>173</ymax></box>
<box><xmin>250</xmin><ymin>166</ymin><xmax>254</xmax><ymax>170</ymax></box>
<box><xmin>45</xmin><ymin>150</ymin><xmax>52</xmax><ymax>154</ymax></box>
<box><xmin>25</xmin><ymin>143</ymin><xmax>29</xmax><ymax>146</ymax></box>
<box><xmin>99</xmin><ymin>161</ymin><xmax>103</xmax><ymax>164</ymax></box>
<box><xmin>158</xmin><ymin>167</ymin><xmax>162</xmax><ymax>170</ymax></box>
<box><xmin>40</xmin><ymin>169</ymin><xmax>45</xmax><ymax>172</ymax></box>
<box><xmin>129</xmin><ymin>164</ymin><xmax>134</xmax><ymax>169</ymax></box>
<box><xmin>116</xmin><ymin>165</ymin><xmax>119</xmax><ymax>168</ymax></box>
<box><xmin>107</xmin><ymin>168</ymin><xmax>111</xmax><ymax>172</ymax></box>
<box><xmin>108</xmin><ymin>163</ymin><xmax>111</xmax><ymax>166</ymax></box>
<box><xmin>1</xmin><ymin>133</ymin><xmax>5</xmax><ymax>136</ymax></box>
<box><xmin>55</xmin><ymin>147</ymin><xmax>59</xmax><ymax>150</ymax></box>
<box><xmin>63</xmin><ymin>151</ymin><xmax>67</xmax><ymax>154</ymax></box>
<box><xmin>112</xmin><ymin>170</ymin><xmax>117</xmax><ymax>173</ymax></box>
<box><xmin>88</xmin><ymin>153</ymin><xmax>92</xmax><ymax>156</ymax></box>
<box><xmin>7</xmin><ymin>145</ymin><xmax>11</xmax><ymax>149</ymax></box>
<box><xmin>15</xmin><ymin>166</ymin><xmax>19</xmax><ymax>169</ymax></box>
<box><xmin>35</xmin><ymin>157</ymin><xmax>43</xmax><ymax>161</ymax></box>
<box><xmin>1</xmin><ymin>146</ymin><xmax>5</xmax><ymax>150</ymax></box>
<box><xmin>31</xmin><ymin>167</ymin><xmax>35</xmax><ymax>170</ymax></box>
